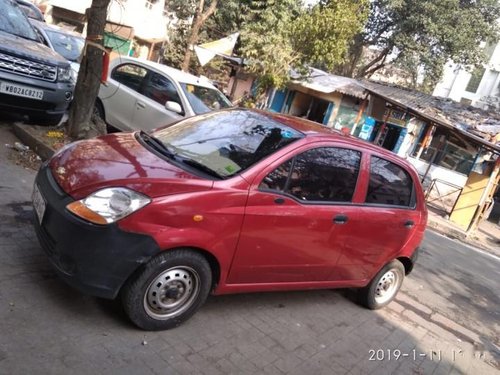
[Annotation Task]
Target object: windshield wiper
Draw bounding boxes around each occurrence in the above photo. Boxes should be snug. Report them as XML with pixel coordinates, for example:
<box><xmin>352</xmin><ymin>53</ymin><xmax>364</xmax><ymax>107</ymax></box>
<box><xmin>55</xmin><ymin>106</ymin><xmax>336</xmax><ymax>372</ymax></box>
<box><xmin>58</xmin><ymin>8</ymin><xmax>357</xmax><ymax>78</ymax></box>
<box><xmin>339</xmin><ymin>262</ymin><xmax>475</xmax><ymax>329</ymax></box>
<box><xmin>178</xmin><ymin>157</ymin><xmax>223</xmax><ymax>179</ymax></box>
<box><xmin>139</xmin><ymin>131</ymin><xmax>177</xmax><ymax>159</ymax></box>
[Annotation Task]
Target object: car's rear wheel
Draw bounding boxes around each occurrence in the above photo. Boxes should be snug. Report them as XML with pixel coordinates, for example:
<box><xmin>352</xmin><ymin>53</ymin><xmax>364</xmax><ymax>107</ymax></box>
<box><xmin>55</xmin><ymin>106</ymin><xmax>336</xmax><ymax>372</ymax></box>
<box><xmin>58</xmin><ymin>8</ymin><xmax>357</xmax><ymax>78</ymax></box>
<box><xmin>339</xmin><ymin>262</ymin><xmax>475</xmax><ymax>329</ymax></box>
<box><xmin>359</xmin><ymin>260</ymin><xmax>405</xmax><ymax>309</ymax></box>
<box><xmin>122</xmin><ymin>249</ymin><xmax>212</xmax><ymax>331</ymax></box>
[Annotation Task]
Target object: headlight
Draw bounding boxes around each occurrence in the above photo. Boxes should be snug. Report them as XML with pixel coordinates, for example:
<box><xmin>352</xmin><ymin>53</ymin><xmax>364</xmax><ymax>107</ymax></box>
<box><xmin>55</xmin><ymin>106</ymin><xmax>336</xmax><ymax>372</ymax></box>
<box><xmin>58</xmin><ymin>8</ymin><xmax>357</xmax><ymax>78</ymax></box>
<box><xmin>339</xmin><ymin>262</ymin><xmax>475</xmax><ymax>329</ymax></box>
<box><xmin>66</xmin><ymin>187</ymin><xmax>151</xmax><ymax>224</ymax></box>
<box><xmin>71</xmin><ymin>67</ymin><xmax>78</xmax><ymax>83</ymax></box>
<box><xmin>58</xmin><ymin>67</ymin><xmax>72</xmax><ymax>82</ymax></box>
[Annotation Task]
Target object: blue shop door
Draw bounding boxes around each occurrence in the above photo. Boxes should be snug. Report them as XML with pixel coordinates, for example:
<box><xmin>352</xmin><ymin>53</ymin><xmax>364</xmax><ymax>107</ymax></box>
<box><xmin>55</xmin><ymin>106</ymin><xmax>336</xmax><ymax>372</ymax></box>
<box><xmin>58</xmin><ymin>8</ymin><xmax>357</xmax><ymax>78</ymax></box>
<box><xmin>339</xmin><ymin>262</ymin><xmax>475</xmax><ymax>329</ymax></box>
<box><xmin>270</xmin><ymin>89</ymin><xmax>288</xmax><ymax>112</ymax></box>
<box><xmin>393</xmin><ymin>128</ymin><xmax>407</xmax><ymax>153</ymax></box>
<box><xmin>322</xmin><ymin>102</ymin><xmax>334</xmax><ymax>125</ymax></box>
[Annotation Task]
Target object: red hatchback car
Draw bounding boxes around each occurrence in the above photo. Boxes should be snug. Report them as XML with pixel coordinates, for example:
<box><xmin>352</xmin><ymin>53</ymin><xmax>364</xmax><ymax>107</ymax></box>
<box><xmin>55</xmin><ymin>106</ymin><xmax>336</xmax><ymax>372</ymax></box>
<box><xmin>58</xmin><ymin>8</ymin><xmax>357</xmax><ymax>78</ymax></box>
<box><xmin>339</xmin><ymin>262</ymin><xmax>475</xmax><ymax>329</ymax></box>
<box><xmin>33</xmin><ymin>109</ymin><xmax>427</xmax><ymax>330</ymax></box>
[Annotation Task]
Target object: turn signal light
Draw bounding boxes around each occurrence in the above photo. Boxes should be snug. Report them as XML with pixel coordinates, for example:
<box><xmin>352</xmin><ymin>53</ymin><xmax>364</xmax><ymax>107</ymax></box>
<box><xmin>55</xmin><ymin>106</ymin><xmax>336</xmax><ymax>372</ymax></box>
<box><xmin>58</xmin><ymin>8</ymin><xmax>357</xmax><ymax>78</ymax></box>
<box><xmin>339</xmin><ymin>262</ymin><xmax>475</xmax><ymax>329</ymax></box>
<box><xmin>66</xmin><ymin>201</ymin><xmax>108</xmax><ymax>225</ymax></box>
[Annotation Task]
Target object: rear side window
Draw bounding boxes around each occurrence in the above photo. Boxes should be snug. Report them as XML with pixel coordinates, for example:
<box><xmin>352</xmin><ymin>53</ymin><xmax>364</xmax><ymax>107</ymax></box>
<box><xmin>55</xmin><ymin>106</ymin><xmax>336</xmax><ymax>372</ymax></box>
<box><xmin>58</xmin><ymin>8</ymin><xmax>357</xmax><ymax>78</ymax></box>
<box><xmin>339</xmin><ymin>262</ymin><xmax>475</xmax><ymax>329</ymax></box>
<box><xmin>366</xmin><ymin>156</ymin><xmax>414</xmax><ymax>207</ymax></box>
<box><xmin>260</xmin><ymin>147</ymin><xmax>361</xmax><ymax>203</ymax></box>
<box><xmin>111</xmin><ymin>64</ymin><xmax>147</xmax><ymax>92</ymax></box>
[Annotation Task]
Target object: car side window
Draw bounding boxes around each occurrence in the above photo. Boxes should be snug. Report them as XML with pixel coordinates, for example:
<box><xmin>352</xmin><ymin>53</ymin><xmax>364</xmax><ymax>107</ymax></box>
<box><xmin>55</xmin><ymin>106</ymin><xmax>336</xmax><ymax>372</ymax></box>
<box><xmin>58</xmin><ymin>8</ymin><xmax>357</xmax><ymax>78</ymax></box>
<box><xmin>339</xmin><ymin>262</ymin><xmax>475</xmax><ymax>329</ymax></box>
<box><xmin>260</xmin><ymin>147</ymin><xmax>361</xmax><ymax>203</ymax></box>
<box><xmin>111</xmin><ymin>64</ymin><xmax>148</xmax><ymax>92</ymax></box>
<box><xmin>142</xmin><ymin>72</ymin><xmax>183</xmax><ymax>108</ymax></box>
<box><xmin>260</xmin><ymin>159</ymin><xmax>293</xmax><ymax>191</ymax></box>
<box><xmin>366</xmin><ymin>156</ymin><xmax>414</xmax><ymax>207</ymax></box>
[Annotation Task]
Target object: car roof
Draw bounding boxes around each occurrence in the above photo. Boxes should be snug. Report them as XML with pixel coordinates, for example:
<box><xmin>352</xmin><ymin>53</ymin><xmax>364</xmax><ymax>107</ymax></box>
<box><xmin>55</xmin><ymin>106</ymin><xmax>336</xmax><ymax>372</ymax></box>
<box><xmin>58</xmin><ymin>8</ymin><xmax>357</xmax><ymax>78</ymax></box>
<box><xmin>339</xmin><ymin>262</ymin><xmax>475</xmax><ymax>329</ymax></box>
<box><xmin>111</xmin><ymin>56</ymin><xmax>218</xmax><ymax>89</ymax></box>
<box><xmin>251</xmin><ymin>109</ymin><xmax>412</xmax><ymax>163</ymax></box>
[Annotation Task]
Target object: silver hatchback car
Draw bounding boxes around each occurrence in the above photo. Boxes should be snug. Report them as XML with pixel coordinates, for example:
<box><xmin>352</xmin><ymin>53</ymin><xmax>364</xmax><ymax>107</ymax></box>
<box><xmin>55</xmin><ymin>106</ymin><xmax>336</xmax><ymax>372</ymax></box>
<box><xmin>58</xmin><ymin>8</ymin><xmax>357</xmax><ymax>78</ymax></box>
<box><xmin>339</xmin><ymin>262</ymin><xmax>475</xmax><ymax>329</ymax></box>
<box><xmin>96</xmin><ymin>56</ymin><xmax>232</xmax><ymax>132</ymax></box>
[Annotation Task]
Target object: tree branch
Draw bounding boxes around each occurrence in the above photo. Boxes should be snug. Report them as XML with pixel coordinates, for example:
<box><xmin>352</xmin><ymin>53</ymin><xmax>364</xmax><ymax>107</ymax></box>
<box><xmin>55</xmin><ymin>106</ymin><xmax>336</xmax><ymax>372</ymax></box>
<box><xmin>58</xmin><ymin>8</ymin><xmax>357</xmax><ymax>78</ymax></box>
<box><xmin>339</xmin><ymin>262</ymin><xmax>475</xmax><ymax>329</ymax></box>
<box><xmin>181</xmin><ymin>0</ymin><xmax>218</xmax><ymax>71</ymax></box>
<box><xmin>201</xmin><ymin>0</ymin><xmax>218</xmax><ymax>23</ymax></box>
<box><xmin>356</xmin><ymin>46</ymin><xmax>391</xmax><ymax>77</ymax></box>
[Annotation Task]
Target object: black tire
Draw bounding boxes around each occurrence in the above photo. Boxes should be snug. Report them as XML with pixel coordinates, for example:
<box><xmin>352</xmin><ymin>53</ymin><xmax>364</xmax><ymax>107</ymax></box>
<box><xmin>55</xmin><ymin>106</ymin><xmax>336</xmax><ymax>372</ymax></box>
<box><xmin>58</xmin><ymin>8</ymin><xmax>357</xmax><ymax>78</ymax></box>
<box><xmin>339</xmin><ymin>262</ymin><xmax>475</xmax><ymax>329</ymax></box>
<box><xmin>93</xmin><ymin>99</ymin><xmax>105</xmax><ymax>121</ymax></box>
<box><xmin>358</xmin><ymin>260</ymin><xmax>405</xmax><ymax>310</ymax></box>
<box><xmin>121</xmin><ymin>249</ymin><xmax>212</xmax><ymax>331</ymax></box>
<box><xmin>29</xmin><ymin>114</ymin><xmax>64</xmax><ymax>126</ymax></box>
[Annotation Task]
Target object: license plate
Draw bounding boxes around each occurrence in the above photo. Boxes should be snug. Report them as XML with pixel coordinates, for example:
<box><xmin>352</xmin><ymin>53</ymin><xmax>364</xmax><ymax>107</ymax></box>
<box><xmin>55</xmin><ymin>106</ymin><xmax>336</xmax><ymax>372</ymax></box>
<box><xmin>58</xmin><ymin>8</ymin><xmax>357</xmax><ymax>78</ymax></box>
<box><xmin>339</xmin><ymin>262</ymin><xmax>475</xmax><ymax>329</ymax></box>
<box><xmin>0</xmin><ymin>81</ymin><xmax>43</xmax><ymax>100</ymax></box>
<box><xmin>32</xmin><ymin>184</ymin><xmax>46</xmax><ymax>223</ymax></box>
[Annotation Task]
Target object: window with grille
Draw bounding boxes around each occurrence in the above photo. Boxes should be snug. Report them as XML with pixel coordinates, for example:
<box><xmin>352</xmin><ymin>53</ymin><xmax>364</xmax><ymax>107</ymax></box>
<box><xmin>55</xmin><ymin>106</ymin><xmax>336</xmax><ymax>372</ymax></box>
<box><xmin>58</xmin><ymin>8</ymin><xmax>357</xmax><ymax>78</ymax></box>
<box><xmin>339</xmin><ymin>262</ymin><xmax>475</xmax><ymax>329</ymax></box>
<box><xmin>465</xmin><ymin>68</ymin><xmax>485</xmax><ymax>93</ymax></box>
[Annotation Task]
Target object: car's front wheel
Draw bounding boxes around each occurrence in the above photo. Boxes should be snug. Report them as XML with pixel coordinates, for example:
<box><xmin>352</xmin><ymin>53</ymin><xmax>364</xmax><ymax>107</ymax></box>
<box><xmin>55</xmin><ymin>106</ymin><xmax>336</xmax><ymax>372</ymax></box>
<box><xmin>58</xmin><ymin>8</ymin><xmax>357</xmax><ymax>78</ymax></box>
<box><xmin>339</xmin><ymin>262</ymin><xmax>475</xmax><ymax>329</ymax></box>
<box><xmin>359</xmin><ymin>260</ymin><xmax>405</xmax><ymax>309</ymax></box>
<box><xmin>122</xmin><ymin>249</ymin><xmax>212</xmax><ymax>331</ymax></box>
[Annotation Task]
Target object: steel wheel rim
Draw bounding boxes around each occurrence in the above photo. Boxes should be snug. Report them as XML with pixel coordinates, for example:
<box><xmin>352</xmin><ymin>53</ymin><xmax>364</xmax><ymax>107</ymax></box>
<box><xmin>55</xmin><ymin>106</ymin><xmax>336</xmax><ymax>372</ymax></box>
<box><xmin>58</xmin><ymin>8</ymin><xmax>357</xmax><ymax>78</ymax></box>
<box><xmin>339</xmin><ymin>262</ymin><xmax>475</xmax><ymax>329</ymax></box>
<box><xmin>143</xmin><ymin>266</ymin><xmax>200</xmax><ymax>320</ymax></box>
<box><xmin>374</xmin><ymin>270</ymin><xmax>399</xmax><ymax>304</ymax></box>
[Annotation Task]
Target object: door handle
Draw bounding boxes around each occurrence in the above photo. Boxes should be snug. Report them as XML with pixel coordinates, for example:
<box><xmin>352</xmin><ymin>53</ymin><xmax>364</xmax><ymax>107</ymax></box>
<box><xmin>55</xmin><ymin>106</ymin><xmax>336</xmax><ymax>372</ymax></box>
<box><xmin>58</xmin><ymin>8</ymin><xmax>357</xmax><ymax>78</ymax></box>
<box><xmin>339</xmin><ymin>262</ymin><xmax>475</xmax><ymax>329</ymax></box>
<box><xmin>274</xmin><ymin>197</ymin><xmax>285</xmax><ymax>204</ymax></box>
<box><xmin>333</xmin><ymin>214</ymin><xmax>348</xmax><ymax>224</ymax></box>
<box><xmin>404</xmin><ymin>220</ymin><xmax>414</xmax><ymax>228</ymax></box>
<box><xmin>136</xmin><ymin>102</ymin><xmax>146</xmax><ymax>109</ymax></box>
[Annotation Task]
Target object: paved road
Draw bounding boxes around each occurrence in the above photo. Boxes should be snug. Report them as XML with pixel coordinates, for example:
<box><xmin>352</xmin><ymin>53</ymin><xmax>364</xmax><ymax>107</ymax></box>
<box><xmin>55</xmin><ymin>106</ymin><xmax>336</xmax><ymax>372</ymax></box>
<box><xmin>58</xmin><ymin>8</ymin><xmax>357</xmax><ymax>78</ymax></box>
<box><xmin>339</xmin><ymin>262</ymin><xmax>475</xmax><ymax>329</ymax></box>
<box><xmin>0</xmin><ymin>123</ymin><xmax>498</xmax><ymax>374</ymax></box>
<box><xmin>403</xmin><ymin>231</ymin><xmax>500</xmax><ymax>351</ymax></box>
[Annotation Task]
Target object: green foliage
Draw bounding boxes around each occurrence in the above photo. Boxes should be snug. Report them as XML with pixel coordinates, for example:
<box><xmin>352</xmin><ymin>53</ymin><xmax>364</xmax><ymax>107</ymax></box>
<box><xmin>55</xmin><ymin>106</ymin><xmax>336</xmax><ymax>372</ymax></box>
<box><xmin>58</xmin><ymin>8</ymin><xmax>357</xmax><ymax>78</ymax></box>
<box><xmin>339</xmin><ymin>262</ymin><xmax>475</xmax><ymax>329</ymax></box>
<box><xmin>239</xmin><ymin>0</ymin><xmax>303</xmax><ymax>91</ymax></box>
<box><xmin>162</xmin><ymin>23</ymin><xmax>190</xmax><ymax>70</ymax></box>
<box><xmin>349</xmin><ymin>0</ymin><xmax>500</xmax><ymax>86</ymax></box>
<box><xmin>241</xmin><ymin>0</ymin><xmax>368</xmax><ymax>92</ymax></box>
<box><xmin>162</xmin><ymin>0</ymin><xmax>218</xmax><ymax>70</ymax></box>
<box><xmin>292</xmin><ymin>0</ymin><xmax>369</xmax><ymax>72</ymax></box>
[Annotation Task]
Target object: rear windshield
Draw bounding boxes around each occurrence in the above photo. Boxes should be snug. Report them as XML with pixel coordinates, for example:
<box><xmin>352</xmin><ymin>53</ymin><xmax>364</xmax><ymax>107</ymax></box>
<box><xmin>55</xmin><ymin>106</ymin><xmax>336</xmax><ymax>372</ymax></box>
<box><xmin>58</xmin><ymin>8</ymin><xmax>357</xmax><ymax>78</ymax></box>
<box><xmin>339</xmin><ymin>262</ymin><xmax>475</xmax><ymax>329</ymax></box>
<box><xmin>152</xmin><ymin>110</ymin><xmax>304</xmax><ymax>178</ymax></box>
<box><xmin>0</xmin><ymin>1</ymin><xmax>39</xmax><ymax>41</ymax></box>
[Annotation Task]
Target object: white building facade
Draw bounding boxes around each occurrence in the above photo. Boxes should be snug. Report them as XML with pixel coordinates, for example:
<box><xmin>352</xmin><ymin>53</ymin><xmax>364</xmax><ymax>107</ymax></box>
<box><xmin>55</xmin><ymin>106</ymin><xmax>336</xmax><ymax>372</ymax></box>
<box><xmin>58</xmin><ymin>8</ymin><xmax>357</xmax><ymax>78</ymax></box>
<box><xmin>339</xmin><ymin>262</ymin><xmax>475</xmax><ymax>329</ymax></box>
<box><xmin>433</xmin><ymin>42</ymin><xmax>500</xmax><ymax>110</ymax></box>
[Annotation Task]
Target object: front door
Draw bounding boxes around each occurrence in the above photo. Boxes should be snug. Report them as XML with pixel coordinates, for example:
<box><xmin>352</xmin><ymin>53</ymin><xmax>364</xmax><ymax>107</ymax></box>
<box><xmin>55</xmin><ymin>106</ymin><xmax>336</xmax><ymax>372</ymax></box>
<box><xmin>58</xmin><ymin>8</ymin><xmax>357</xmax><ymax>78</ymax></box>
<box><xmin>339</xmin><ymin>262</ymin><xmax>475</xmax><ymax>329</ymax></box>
<box><xmin>132</xmin><ymin>71</ymin><xmax>184</xmax><ymax>131</ymax></box>
<box><xmin>100</xmin><ymin>63</ymin><xmax>148</xmax><ymax>131</ymax></box>
<box><xmin>227</xmin><ymin>146</ymin><xmax>363</xmax><ymax>284</ymax></box>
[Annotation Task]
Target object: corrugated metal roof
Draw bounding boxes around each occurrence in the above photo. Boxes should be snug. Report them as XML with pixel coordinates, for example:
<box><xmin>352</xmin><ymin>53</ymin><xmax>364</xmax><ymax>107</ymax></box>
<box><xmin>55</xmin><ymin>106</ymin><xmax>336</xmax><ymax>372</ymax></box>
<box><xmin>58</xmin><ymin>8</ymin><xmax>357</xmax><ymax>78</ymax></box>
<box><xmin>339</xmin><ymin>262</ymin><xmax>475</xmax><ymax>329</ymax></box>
<box><xmin>292</xmin><ymin>69</ymin><xmax>366</xmax><ymax>98</ymax></box>
<box><xmin>360</xmin><ymin>80</ymin><xmax>500</xmax><ymax>152</ymax></box>
<box><xmin>287</xmin><ymin>71</ymin><xmax>499</xmax><ymax>151</ymax></box>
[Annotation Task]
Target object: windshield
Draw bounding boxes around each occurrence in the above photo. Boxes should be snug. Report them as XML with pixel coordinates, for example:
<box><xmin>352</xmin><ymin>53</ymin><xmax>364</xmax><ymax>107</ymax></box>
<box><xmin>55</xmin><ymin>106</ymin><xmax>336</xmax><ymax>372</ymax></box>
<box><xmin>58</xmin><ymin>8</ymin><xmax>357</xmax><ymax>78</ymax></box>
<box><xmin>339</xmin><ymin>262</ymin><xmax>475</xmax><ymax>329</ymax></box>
<box><xmin>17</xmin><ymin>3</ymin><xmax>43</xmax><ymax>21</ymax></box>
<box><xmin>152</xmin><ymin>110</ymin><xmax>303</xmax><ymax>178</ymax></box>
<box><xmin>0</xmin><ymin>1</ymin><xmax>39</xmax><ymax>41</ymax></box>
<box><xmin>45</xmin><ymin>29</ymin><xmax>84</xmax><ymax>61</ymax></box>
<box><xmin>180</xmin><ymin>83</ymin><xmax>232</xmax><ymax>115</ymax></box>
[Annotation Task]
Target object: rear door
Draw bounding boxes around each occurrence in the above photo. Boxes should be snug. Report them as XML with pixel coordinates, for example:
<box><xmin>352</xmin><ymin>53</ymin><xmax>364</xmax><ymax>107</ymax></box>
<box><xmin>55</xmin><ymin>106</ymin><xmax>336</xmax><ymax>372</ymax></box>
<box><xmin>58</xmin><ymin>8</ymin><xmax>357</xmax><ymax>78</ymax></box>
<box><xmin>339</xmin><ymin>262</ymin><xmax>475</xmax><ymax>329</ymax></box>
<box><xmin>227</xmin><ymin>145</ymin><xmax>363</xmax><ymax>284</ymax></box>
<box><xmin>337</xmin><ymin>154</ymin><xmax>422</xmax><ymax>281</ymax></box>
<box><xmin>99</xmin><ymin>63</ymin><xmax>147</xmax><ymax>131</ymax></box>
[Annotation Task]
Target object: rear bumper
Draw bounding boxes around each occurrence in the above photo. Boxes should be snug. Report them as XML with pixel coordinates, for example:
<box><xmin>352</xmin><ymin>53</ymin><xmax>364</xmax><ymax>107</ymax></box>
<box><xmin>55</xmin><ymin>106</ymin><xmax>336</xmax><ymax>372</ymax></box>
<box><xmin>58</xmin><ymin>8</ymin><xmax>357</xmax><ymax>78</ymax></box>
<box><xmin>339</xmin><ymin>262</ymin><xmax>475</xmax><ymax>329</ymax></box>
<box><xmin>33</xmin><ymin>164</ymin><xmax>160</xmax><ymax>299</ymax></box>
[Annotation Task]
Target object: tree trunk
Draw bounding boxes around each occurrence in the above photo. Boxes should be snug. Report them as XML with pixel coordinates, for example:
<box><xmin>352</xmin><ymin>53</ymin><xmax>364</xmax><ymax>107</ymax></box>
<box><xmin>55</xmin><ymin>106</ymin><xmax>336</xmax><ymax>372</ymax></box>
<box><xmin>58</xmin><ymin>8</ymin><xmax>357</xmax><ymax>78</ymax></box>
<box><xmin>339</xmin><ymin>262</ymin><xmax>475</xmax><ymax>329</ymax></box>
<box><xmin>67</xmin><ymin>0</ymin><xmax>110</xmax><ymax>139</ymax></box>
<box><xmin>181</xmin><ymin>0</ymin><xmax>218</xmax><ymax>72</ymax></box>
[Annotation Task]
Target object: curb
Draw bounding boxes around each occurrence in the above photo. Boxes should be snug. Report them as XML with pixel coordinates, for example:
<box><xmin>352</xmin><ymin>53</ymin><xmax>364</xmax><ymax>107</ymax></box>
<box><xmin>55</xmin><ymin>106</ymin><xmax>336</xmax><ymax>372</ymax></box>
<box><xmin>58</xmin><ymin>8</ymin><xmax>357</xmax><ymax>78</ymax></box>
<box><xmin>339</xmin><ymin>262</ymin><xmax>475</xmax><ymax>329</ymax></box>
<box><xmin>12</xmin><ymin>123</ymin><xmax>55</xmax><ymax>161</ymax></box>
<box><xmin>427</xmin><ymin>220</ymin><xmax>499</xmax><ymax>257</ymax></box>
<box><xmin>427</xmin><ymin>221</ymin><xmax>467</xmax><ymax>242</ymax></box>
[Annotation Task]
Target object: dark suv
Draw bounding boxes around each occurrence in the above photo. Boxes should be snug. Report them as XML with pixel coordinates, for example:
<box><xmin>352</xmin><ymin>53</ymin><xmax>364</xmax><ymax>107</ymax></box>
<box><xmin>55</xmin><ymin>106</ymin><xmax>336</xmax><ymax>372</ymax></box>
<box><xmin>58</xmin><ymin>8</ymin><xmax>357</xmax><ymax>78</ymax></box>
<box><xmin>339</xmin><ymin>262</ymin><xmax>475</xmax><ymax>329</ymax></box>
<box><xmin>0</xmin><ymin>0</ymin><xmax>74</xmax><ymax>125</ymax></box>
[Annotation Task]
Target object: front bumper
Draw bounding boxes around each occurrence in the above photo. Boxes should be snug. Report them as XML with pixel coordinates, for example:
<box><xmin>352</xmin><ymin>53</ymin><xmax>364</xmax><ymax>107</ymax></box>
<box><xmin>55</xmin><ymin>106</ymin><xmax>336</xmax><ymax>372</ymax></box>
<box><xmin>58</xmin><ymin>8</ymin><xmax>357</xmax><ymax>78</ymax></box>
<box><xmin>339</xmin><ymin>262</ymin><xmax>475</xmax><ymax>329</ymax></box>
<box><xmin>0</xmin><ymin>70</ymin><xmax>74</xmax><ymax>117</ymax></box>
<box><xmin>33</xmin><ymin>164</ymin><xmax>160</xmax><ymax>299</ymax></box>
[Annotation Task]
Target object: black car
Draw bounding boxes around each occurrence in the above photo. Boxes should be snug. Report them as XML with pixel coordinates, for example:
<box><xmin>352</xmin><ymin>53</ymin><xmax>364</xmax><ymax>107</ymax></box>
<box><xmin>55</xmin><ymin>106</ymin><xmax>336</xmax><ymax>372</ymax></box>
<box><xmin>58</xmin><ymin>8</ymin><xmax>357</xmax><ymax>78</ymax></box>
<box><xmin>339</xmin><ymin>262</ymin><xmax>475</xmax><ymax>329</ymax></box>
<box><xmin>0</xmin><ymin>0</ymin><xmax>74</xmax><ymax>125</ymax></box>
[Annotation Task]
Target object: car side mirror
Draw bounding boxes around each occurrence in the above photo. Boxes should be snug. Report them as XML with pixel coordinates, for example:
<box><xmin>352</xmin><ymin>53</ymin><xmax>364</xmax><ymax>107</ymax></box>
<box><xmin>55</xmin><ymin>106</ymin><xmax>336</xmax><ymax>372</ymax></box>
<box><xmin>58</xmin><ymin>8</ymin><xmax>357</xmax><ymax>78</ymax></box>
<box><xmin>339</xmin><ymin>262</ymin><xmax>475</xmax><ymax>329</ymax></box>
<box><xmin>165</xmin><ymin>101</ymin><xmax>183</xmax><ymax>115</ymax></box>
